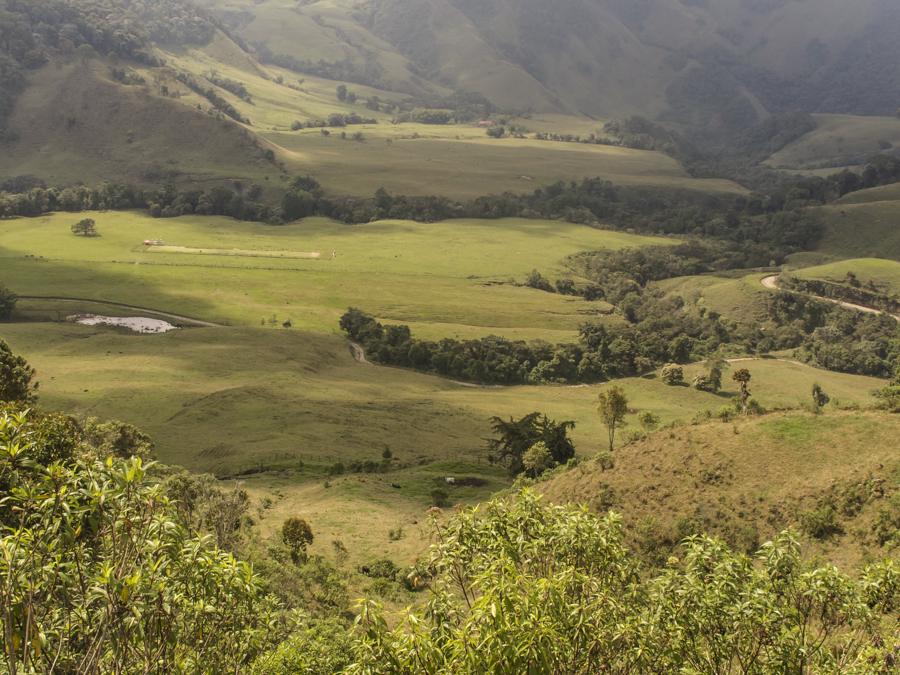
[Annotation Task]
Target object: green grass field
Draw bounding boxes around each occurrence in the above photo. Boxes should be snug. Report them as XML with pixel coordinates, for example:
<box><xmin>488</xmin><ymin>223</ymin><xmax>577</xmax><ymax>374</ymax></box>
<box><xmin>151</xmin><ymin>44</ymin><xmax>745</xmax><ymax>199</ymax></box>
<box><xmin>814</xmin><ymin>200</ymin><xmax>900</xmax><ymax>261</ymax></box>
<box><xmin>766</xmin><ymin>113</ymin><xmax>900</xmax><ymax>170</ymax></box>
<box><xmin>655</xmin><ymin>272</ymin><xmax>773</xmax><ymax>326</ymax></box>
<box><xmin>791</xmin><ymin>258</ymin><xmax>900</xmax><ymax>295</ymax></box>
<box><xmin>540</xmin><ymin>409</ymin><xmax>900</xmax><ymax>569</ymax></box>
<box><xmin>1</xmin><ymin>320</ymin><xmax>885</xmax><ymax>563</ymax></box>
<box><xmin>0</xmin><ymin>205</ymin><xmax>884</xmax><ymax>565</ymax></box>
<box><xmin>1</xmin><ymin>211</ymin><xmax>675</xmax><ymax>340</ymax></box>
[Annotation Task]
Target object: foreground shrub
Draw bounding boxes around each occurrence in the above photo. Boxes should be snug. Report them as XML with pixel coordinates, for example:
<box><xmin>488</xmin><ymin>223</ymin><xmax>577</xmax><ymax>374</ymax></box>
<box><xmin>347</xmin><ymin>490</ymin><xmax>898</xmax><ymax>674</ymax></box>
<box><xmin>0</xmin><ymin>411</ymin><xmax>279</xmax><ymax>673</ymax></box>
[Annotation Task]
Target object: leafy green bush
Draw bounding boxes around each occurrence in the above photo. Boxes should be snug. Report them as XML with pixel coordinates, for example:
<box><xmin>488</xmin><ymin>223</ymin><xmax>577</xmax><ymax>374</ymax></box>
<box><xmin>873</xmin><ymin>493</ymin><xmax>900</xmax><ymax>548</ymax></box>
<box><xmin>346</xmin><ymin>490</ymin><xmax>898</xmax><ymax>673</ymax></box>
<box><xmin>800</xmin><ymin>504</ymin><xmax>845</xmax><ymax>540</ymax></box>
<box><xmin>361</xmin><ymin>558</ymin><xmax>400</xmax><ymax>581</ymax></box>
<box><xmin>0</xmin><ymin>410</ymin><xmax>279</xmax><ymax>673</ymax></box>
<box><xmin>431</xmin><ymin>488</ymin><xmax>450</xmax><ymax>507</ymax></box>
<box><xmin>0</xmin><ymin>339</ymin><xmax>37</xmax><ymax>403</ymax></box>
<box><xmin>251</xmin><ymin>619</ymin><xmax>353</xmax><ymax>675</ymax></box>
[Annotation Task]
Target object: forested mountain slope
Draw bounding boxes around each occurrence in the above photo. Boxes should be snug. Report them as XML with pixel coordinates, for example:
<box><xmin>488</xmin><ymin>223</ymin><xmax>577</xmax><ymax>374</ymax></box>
<box><xmin>207</xmin><ymin>0</ymin><xmax>900</xmax><ymax>130</ymax></box>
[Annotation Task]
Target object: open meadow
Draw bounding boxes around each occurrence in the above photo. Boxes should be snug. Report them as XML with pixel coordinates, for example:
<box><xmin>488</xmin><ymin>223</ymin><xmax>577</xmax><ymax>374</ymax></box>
<box><xmin>2</xmin><ymin>318</ymin><xmax>885</xmax><ymax>563</ymax></box>
<box><xmin>791</xmin><ymin>258</ymin><xmax>900</xmax><ymax>294</ymax></box>
<box><xmin>1</xmin><ymin>207</ymin><xmax>889</xmax><ymax>563</ymax></box>
<box><xmin>2</xmin><ymin>211</ymin><xmax>677</xmax><ymax>340</ymax></box>
<box><xmin>813</xmin><ymin>197</ymin><xmax>900</xmax><ymax>261</ymax></box>
<box><xmin>765</xmin><ymin>113</ymin><xmax>900</xmax><ymax>170</ymax></box>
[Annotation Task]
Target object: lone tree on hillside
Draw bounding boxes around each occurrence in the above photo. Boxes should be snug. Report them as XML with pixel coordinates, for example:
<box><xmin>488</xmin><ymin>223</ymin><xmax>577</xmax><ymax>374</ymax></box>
<box><xmin>0</xmin><ymin>284</ymin><xmax>17</xmax><ymax>320</ymax></box>
<box><xmin>693</xmin><ymin>357</ymin><xmax>727</xmax><ymax>393</ymax></box>
<box><xmin>487</xmin><ymin>412</ymin><xmax>576</xmax><ymax>476</ymax></box>
<box><xmin>660</xmin><ymin>364</ymin><xmax>684</xmax><ymax>386</ymax></box>
<box><xmin>597</xmin><ymin>386</ymin><xmax>628</xmax><ymax>452</ymax></box>
<box><xmin>71</xmin><ymin>218</ymin><xmax>98</xmax><ymax>237</ymax></box>
<box><xmin>812</xmin><ymin>383</ymin><xmax>830</xmax><ymax>412</ymax></box>
<box><xmin>732</xmin><ymin>369</ymin><xmax>752</xmax><ymax>412</ymax></box>
<box><xmin>282</xmin><ymin>517</ymin><xmax>314</xmax><ymax>564</ymax></box>
<box><xmin>0</xmin><ymin>338</ymin><xmax>38</xmax><ymax>403</ymax></box>
<box><xmin>522</xmin><ymin>441</ymin><xmax>555</xmax><ymax>478</ymax></box>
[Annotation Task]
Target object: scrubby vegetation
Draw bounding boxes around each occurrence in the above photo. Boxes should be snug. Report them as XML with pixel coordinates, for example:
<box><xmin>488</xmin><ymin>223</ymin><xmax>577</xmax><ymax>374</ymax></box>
<box><xmin>350</xmin><ymin>491</ymin><xmax>899</xmax><ymax>674</ymax></box>
<box><xmin>0</xmin><ymin>409</ymin><xmax>280</xmax><ymax>673</ymax></box>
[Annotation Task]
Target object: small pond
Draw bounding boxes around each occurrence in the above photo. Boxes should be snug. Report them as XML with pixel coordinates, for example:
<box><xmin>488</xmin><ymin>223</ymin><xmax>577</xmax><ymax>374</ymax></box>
<box><xmin>68</xmin><ymin>314</ymin><xmax>179</xmax><ymax>334</ymax></box>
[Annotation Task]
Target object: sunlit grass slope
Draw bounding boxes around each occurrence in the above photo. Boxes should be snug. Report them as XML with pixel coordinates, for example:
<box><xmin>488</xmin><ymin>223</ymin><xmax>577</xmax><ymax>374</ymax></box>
<box><xmin>3</xmin><ymin>322</ymin><xmax>884</xmax><ymax>561</ymax></box>
<box><xmin>766</xmin><ymin>114</ymin><xmax>900</xmax><ymax>170</ymax></box>
<box><xmin>814</xmin><ymin>200</ymin><xmax>900</xmax><ymax>261</ymax></box>
<box><xmin>540</xmin><ymin>410</ymin><xmax>900</xmax><ymax>569</ymax></box>
<box><xmin>792</xmin><ymin>259</ymin><xmax>900</xmax><ymax>294</ymax></box>
<box><xmin>1</xmin><ymin>211</ymin><xmax>675</xmax><ymax>340</ymax></box>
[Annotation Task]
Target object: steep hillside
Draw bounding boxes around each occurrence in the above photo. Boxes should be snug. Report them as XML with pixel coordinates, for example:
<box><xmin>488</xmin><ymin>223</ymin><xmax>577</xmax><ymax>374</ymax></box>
<box><xmin>814</xmin><ymin>199</ymin><xmax>900</xmax><ymax>261</ymax></box>
<box><xmin>0</xmin><ymin>58</ymin><xmax>281</xmax><ymax>187</ymax></box>
<box><xmin>206</xmin><ymin>0</ymin><xmax>900</xmax><ymax>130</ymax></box>
<box><xmin>766</xmin><ymin>114</ymin><xmax>900</xmax><ymax>170</ymax></box>
<box><xmin>539</xmin><ymin>411</ymin><xmax>900</xmax><ymax>568</ymax></box>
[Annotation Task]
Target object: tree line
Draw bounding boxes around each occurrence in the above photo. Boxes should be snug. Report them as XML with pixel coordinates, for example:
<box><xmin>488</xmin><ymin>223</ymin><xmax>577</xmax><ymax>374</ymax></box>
<box><xmin>4</xmin><ymin>152</ymin><xmax>900</xmax><ymax>251</ymax></box>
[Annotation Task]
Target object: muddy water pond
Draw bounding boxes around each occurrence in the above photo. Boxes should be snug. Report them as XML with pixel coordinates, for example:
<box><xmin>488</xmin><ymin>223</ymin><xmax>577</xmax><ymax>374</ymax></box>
<box><xmin>68</xmin><ymin>314</ymin><xmax>179</xmax><ymax>334</ymax></box>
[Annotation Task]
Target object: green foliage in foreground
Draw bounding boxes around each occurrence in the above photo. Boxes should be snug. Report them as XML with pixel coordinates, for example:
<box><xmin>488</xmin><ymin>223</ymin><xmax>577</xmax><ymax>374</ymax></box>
<box><xmin>0</xmin><ymin>286</ymin><xmax>15</xmax><ymax>321</ymax></box>
<box><xmin>0</xmin><ymin>339</ymin><xmax>36</xmax><ymax>404</ymax></box>
<box><xmin>0</xmin><ymin>411</ymin><xmax>279</xmax><ymax>674</ymax></box>
<box><xmin>347</xmin><ymin>491</ymin><xmax>898</xmax><ymax>674</ymax></box>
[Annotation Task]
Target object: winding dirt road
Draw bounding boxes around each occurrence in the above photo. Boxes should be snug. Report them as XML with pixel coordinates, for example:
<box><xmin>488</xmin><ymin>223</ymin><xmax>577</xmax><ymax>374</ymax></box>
<box><xmin>18</xmin><ymin>295</ymin><xmax>224</xmax><ymax>328</ymax></box>
<box><xmin>760</xmin><ymin>276</ymin><xmax>900</xmax><ymax>321</ymax></box>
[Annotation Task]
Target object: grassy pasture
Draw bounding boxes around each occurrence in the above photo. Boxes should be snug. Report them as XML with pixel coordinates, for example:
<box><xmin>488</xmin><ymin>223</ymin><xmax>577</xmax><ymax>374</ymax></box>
<box><xmin>814</xmin><ymin>200</ymin><xmax>900</xmax><ymax>261</ymax></box>
<box><xmin>157</xmin><ymin>45</ymin><xmax>746</xmax><ymax>199</ymax></box>
<box><xmin>267</xmin><ymin>130</ymin><xmax>745</xmax><ymax>198</ymax></box>
<box><xmin>837</xmin><ymin>183</ymin><xmax>900</xmax><ymax>205</ymax></box>
<box><xmin>791</xmin><ymin>258</ymin><xmax>900</xmax><ymax>295</ymax></box>
<box><xmin>0</xmin><ymin>211</ymin><xmax>674</xmax><ymax>340</ymax></box>
<box><xmin>766</xmin><ymin>113</ymin><xmax>900</xmax><ymax>170</ymax></box>
<box><xmin>540</xmin><ymin>410</ymin><xmax>900</xmax><ymax>569</ymax></box>
<box><xmin>2</xmin><ymin>321</ymin><xmax>885</xmax><ymax>563</ymax></box>
<box><xmin>655</xmin><ymin>273</ymin><xmax>773</xmax><ymax>326</ymax></box>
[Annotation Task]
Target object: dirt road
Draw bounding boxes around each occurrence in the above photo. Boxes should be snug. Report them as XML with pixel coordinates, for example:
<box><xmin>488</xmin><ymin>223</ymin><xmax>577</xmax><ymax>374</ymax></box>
<box><xmin>760</xmin><ymin>275</ymin><xmax>899</xmax><ymax>321</ymax></box>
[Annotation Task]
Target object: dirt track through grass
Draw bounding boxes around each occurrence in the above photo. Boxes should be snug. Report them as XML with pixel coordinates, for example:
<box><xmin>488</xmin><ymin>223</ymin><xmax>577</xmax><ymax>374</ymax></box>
<box><xmin>760</xmin><ymin>275</ymin><xmax>900</xmax><ymax>321</ymax></box>
<box><xmin>149</xmin><ymin>246</ymin><xmax>322</xmax><ymax>259</ymax></box>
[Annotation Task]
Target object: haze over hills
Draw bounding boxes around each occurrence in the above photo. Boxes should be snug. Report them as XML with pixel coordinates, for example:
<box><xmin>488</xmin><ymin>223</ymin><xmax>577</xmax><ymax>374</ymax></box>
<box><xmin>207</xmin><ymin>0</ymin><xmax>900</xmax><ymax>127</ymax></box>
<box><xmin>1</xmin><ymin>1</ymin><xmax>899</xmax><ymax>672</ymax></box>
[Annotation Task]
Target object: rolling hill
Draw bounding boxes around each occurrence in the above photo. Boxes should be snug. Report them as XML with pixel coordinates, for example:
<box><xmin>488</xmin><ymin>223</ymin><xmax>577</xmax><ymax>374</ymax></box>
<box><xmin>539</xmin><ymin>410</ymin><xmax>900</xmax><ymax>569</ymax></box>
<box><xmin>205</xmin><ymin>0</ymin><xmax>900</xmax><ymax>129</ymax></box>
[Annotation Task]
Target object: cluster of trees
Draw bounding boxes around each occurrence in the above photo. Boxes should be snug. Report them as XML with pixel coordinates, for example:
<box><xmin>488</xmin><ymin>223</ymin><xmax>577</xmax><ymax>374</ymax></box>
<box><xmin>340</xmin><ymin>304</ymin><xmax>734</xmax><ymax>385</ymax></box>
<box><xmin>486</xmin><ymin>412</ymin><xmax>576</xmax><ymax>477</ymax></box>
<box><xmin>0</xmin><ymin>181</ymin><xmax>281</xmax><ymax>222</ymax></box>
<box><xmin>0</xmin><ymin>406</ymin><xmax>280</xmax><ymax>673</ymax></box>
<box><xmin>174</xmin><ymin>71</ymin><xmax>250</xmax><ymax>124</ymax></box>
<box><xmin>0</xmin><ymin>284</ymin><xmax>16</xmax><ymax>320</ymax></box>
<box><xmin>391</xmin><ymin>108</ymin><xmax>454</xmax><ymax>124</ymax></box>
<box><xmin>572</xmin><ymin>240</ymin><xmax>781</xmax><ymax>291</ymax></box>
<box><xmin>0</xmin><ymin>338</ymin><xmax>35</xmax><ymax>403</ymax></box>
<box><xmin>765</xmin><ymin>293</ymin><xmax>900</xmax><ymax>377</ymax></box>
<box><xmin>781</xmin><ymin>274</ymin><xmax>900</xmax><ymax>315</ymax></box>
<box><xmin>205</xmin><ymin>70</ymin><xmax>252</xmax><ymax>103</ymax></box>
<box><xmin>292</xmin><ymin>113</ymin><xmax>377</xmax><ymax>130</ymax></box>
<box><xmin>0</xmin><ymin>0</ymin><xmax>221</xmax><ymax>134</ymax></box>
